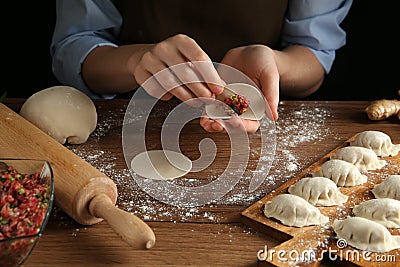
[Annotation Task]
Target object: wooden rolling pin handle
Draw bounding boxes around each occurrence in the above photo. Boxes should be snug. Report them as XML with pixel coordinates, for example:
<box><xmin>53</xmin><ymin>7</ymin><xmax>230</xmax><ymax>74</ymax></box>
<box><xmin>88</xmin><ymin>193</ymin><xmax>156</xmax><ymax>249</ymax></box>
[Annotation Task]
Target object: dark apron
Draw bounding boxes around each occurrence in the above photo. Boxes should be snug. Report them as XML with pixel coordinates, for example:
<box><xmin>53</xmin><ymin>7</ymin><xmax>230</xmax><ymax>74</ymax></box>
<box><xmin>114</xmin><ymin>0</ymin><xmax>288</xmax><ymax>62</ymax></box>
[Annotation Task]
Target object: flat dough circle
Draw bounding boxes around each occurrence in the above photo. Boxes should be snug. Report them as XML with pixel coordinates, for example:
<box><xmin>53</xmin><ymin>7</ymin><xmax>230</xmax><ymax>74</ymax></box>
<box><xmin>205</xmin><ymin>83</ymin><xmax>265</xmax><ymax>120</ymax></box>
<box><xmin>19</xmin><ymin>86</ymin><xmax>97</xmax><ymax>144</ymax></box>
<box><xmin>131</xmin><ymin>150</ymin><xmax>192</xmax><ymax>180</ymax></box>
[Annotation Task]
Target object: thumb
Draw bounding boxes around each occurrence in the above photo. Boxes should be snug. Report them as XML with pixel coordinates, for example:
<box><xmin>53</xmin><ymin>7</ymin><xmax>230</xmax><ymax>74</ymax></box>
<box><xmin>259</xmin><ymin>67</ymin><xmax>279</xmax><ymax>121</ymax></box>
<box><xmin>265</xmin><ymin>98</ymin><xmax>279</xmax><ymax>121</ymax></box>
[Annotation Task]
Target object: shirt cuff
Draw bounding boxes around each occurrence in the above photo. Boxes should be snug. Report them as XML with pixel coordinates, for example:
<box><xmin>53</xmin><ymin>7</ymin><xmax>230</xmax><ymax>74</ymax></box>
<box><xmin>52</xmin><ymin>37</ymin><xmax>117</xmax><ymax>99</ymax></box>
<box><xmin>305</xmin><ymin>47</ymin><xmax>336</xmax><ymax>74</ymax></box>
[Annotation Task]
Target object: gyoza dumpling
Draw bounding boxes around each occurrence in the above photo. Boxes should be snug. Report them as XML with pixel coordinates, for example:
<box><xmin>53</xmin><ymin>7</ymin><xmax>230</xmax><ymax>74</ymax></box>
<box><xmin>333</xmin><ymin>217</ymin><xmax>400</xmax><ymax>252</ymax></box>
<box><xmin>330</xmin><ymin>146</ymin><xmax>386</xmax><ymax>171</ymax></box>
<box><xmin>312</xmin><ymin>159</ymin><xmax>367</xmax><ymax>187</ymax></box>
<box><xmin>372</xmin><ymin>175</ymin><xmax>400</xmax><ymax>200</ymax></box>
<box><xmin>264</xmin><ymin>194</ymin><xmax>329</xmax><ymax>227</ymax></box>
<box><xmin>288</xmin><ymin>177</ymin><xmax>348</xmax><ymax>206</ymax></box>
<box><xmin>350</xmin><ymin>130</ymin><xmax>400</xmax><ymax>157</ymax></box>
<box><xmin>352</xmin><ymin>198</ymin><xmax>400</xmax><ymax>228</ymax></box>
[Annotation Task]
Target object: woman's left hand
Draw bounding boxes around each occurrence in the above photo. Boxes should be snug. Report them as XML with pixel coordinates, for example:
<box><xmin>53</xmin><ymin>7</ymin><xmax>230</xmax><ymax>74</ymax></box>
<box><xmin>220</xmin><ymin>45</ymin><xmax>280</xmax><ymax>121</ymax></box>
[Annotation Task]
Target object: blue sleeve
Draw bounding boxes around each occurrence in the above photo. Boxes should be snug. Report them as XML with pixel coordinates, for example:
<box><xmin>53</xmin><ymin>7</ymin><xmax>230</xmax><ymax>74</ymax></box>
<box><xmin>281</xmin><ymin>0</ymin><xmax>353</xmax><ymax>73</ymax></box>
<box><xmin>50</xmin><ymin>0</ymin><xmax>122</xmax><ymax>99</ymax></box>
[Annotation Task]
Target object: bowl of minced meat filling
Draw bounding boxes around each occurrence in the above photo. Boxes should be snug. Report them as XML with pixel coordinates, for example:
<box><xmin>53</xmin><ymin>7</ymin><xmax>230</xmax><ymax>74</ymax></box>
<box><xmin>0</xmin><ymin>159</ymin><xmax>54</xmax><ymax>267</ymax></box>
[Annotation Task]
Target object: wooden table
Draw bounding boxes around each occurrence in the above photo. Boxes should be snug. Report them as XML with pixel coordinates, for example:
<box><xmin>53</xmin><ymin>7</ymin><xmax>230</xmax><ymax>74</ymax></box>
<box><xmin>3</xmin><ymin>98</ymin><xmax>399</xmax><ymax>267</ymax></box>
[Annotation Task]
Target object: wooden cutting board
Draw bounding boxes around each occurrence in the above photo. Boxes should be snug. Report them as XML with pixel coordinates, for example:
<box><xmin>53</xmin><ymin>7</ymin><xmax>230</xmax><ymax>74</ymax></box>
<box><xmin>241</xmin><ymin>134</ymin><xmax>400</xmax><ymax>267</ymax></box>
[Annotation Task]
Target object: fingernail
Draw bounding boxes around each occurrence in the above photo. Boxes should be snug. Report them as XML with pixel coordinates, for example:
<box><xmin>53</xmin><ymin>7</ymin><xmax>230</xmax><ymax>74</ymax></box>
<box><xmin>212</xmin><ymin>85</ymin><xmax>224</xmax><ymax>95</ymax></box>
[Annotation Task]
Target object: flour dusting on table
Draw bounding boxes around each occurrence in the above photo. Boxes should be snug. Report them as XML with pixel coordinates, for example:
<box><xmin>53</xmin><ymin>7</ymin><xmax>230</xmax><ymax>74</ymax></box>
<box><xmin>68</xmin><ymin>103</ymin><xmax>334</xmax><ymax>222</ymax></box>
<box><xmin>220</xmin><ymin>103</ymin><xmax>334</xmax><ymax>204</ymax></box>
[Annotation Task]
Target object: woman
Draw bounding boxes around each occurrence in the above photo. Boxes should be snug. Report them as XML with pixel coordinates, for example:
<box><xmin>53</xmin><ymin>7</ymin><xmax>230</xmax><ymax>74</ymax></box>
<box><xmin>51</xmin><ymin>0</ymin><xmax>353</xmax><ymax>132</ymax></box>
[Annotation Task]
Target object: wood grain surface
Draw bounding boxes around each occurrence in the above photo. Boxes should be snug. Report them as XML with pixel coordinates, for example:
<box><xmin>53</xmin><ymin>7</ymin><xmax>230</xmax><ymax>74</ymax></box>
<box><xmin>2</xmin><ymin>98</ymin><xmax>399</xmax><ymax>267</ymax></box>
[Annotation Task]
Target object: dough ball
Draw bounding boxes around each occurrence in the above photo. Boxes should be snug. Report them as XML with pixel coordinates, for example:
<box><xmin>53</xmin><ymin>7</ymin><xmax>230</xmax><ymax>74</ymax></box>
<box><xmin>20</xmin><ymin>86</ymin><xmax>97</xmax><ymax>144</ymax></box>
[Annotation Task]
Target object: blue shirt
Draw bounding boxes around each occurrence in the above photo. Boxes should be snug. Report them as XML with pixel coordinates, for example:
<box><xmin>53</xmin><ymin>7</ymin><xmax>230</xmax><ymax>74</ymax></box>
<box><xmin>50</xmin><ymin>0</ymin><xmax>353</xmax><ymax>99</ymax></box>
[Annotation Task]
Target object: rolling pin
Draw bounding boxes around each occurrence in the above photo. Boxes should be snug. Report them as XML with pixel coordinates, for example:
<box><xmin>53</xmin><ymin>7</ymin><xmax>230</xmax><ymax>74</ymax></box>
<box><xmin>0</xmin><ymin>103</ymin><xmax>155</xmax><ymax>249</ymax></box>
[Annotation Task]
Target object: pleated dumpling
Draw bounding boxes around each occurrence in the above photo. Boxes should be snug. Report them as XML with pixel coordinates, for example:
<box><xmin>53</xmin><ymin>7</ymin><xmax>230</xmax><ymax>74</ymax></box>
<box><xmin>372</xmin><ymin>175</ymin><xmax>400</xmax><ymax>200</ymax></box>
<box><xmin>352</xmin><ymin>198</ymin><xmax>400</xmax><ymax>228</ymax></box>
<box><xmin>288</xmin><ymin>177</ymin><xmax>348</xmax><ymax>206</ymax></box>
<box><xmin>264</xmin><ymin>194</ymin><xmax>329</xmax><ymax>227</ymax></box>
<box><xmin>350</xmin><ymin>130</ymin><xmax>400</xmax><ymax>157</ymax></box>
<box><xmin>333</xmin><ymin>217</ymin><xmax>400</xmax><ymax>252</ymax></box>
<box><xmin>330</xmin><ymin>146</ymin><xmax>386</xmax><ymax>171</ymax></box>
<box><xmin>312</xmin><ymin>159</ymin><xmax>367</xmax><ymax>187</ymax></box>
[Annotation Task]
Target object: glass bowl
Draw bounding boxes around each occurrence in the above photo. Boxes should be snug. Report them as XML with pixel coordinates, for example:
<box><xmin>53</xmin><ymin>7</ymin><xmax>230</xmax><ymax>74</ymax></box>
<box><xmin>0</xmin><ymin>159</ymin><xmax>54</xmax><ymax>267</ymax></box>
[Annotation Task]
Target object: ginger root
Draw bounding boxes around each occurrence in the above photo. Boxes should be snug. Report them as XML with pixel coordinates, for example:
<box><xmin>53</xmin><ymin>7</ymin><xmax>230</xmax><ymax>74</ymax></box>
<box><xmin>397</xmin><ymin>90</ymin><xmax>400</xmax><ymax>120</ymax></box>
<box><xmin>365</xmin><ymin>99</ymin><xmax>400</xmax><ymax>120</ymax></box>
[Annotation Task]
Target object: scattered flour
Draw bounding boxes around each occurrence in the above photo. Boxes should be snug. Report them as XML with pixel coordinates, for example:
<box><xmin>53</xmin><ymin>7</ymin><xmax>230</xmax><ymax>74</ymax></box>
<box><xmin>66</xmin><ymin>102</ymin><xmax>335</xmax><ymax>222</ymax></box>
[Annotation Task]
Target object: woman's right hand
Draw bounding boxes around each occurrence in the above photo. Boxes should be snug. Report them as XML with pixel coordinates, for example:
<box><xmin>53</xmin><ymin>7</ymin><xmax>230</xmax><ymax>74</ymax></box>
<box><xmin>133</xmin><ymin>34</ymin><xmax>224</xmax><ymax>106</ymax></box>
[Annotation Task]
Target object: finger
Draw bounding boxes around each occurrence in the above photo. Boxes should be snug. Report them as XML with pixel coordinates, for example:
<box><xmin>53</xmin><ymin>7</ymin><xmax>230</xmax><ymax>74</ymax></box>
<box><xmin>158</xmin><ymin>52</ymin><xmax>215</xmax><ymax>99</ymax></box>
<box><xmin>135</xmin><ymin>51</ymin><xmax>180</xmax><ymax>98</ymax></box>
<box><xmin>172</xmin><ymin>35</ymin><xmax>224</xmax><ymax>95</ymax></box>
<box><xmin>133</xmin><ymin>61</ymin><xmax>153</xmax><ymax>87</ymax></box>
<box><xmin>146</xmin><ymin>75</ymin><xmax>174</xmax><ymax>101</ymax></box>
<box><xmin>171</xmin><ymin>64</ymin><xmax>221</xmax><ymax>104</ymax></box>
<box><xmin>211</xmin><ymin>120</ymin><xmax>225</xmax><ymax>132</ymax></box>
<box><xmin>166</xmin><ymin>58</ymin><xmax>222</xmax><ymax>100</ymax></box>
<box><xmin>199</xmin><ymin>116</ymin><xmax>225</xmax><ymax>132</ymax></box>
<box><xmin>149</xmin><ymin>41</ymin><xmax>216</xmax><ymax>103</ymax></box>
<box><xmin>168</xmin><ymin>85</ymin><xmax>203</xmax><ymax>107</ymax></box>
<box><xmin>226</xmin><ymin>115</ymin><xmax>247</xmax><ymax>132</ymax></box>
<box><xmin>259</xmin><ymin>66</ymin><xmax>280</xmax><ymax>121</ymax></box>
<box><xmin>200</xmin><ymin>116</ymin><xmax>218</xmax><ymax>132</ymax></box>
<box><xmin>134</xmin><ymin>63</ymin><xmax>174</xmax><ymax>100</ymax></box>
<box><xmin>139</xmin><ymin>51</ymin><xmax>203</xmax><ymax>106</ymax></box>
<box><xmin>226</xmin><ymin>116</ymin><xmax>260</xmax><ymax>133</ymax></box>
<box><xmin>191</xmin><ymin>61</ymin><xmax>224</xmax><ymax>95</ymax></box>
<box><xmin>160</xmin><ymin>92</ymin><xmax>174</xmax><ymax>101</ymax></box>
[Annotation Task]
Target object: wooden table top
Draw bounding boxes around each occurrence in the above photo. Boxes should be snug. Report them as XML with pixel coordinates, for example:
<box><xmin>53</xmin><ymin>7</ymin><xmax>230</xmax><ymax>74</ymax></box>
<box><xmin>3</xmin><ymin>98</ymin><xmax>399</xmax><ymax>267</ymax></box>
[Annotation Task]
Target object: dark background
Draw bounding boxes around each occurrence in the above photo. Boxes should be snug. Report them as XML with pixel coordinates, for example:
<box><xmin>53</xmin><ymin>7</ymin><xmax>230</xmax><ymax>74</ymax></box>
<box><xmin>2</xmin><ymin>1</ymin><xmax>399</xmax><ymax>100</ymax></box>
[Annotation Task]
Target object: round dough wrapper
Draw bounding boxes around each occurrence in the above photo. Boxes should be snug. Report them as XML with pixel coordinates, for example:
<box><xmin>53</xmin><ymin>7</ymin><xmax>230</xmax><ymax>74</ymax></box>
<box><xmin>205</xmin><ymin>83</ymin><xmax>266</xmax><ymax>120</ymax></box>
<box><xmin>20</xmin><ymin>86</ymin><xmax>97</xmax><ymax>144</ymax></box>
<box><xmin>131</xmin><ymin>150</ymin><xmax>192</xmax><ymax>180</ymax></box>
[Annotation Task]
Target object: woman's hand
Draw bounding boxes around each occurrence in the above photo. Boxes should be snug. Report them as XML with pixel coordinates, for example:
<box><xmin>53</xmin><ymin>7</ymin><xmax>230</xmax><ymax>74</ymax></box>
<box><xmin>221</xmin><ymin>45</ymin><xmax>280</xmax><ymax>121</ymax></box>
<box><xmin>198</xmin><ymin>44</ymin><xmax>279</xmax><ymax>134</ymax></box>
<box><xmin>134</xmin><ymin>34</ymin><xmax>224</xmax><ymax>106</ymax></box>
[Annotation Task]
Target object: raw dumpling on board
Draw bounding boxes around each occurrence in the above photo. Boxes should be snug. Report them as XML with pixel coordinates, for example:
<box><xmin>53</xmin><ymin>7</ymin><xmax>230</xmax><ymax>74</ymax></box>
<box><xmin>352</xmin><ymin>198</ymin><xmax>400</xmax><ymax>228</ymax></box>
<box><xmin>330</xmin><ymin>146</ymin><xmax>386</xmax><ymax>171</ymax></box>
<box><xmin>372</xmin><ymin>175</ymin><xmax>400</xmax><ymax>200</ymax></box>
<box><xmin>350</xmin><ymin>130</ymin><xmax>400</xmax><ymax>157</ymax></box>
<box><xmin>312</xmin><ymin>159</ymin><xmax>367</xmax><ymax>187</ymax></box>
<box><xmin>288</xmin><ymin>177</ymin><xmax>348</xmax><ymax>206</ymax></box>
<box><xmin>333</xmin><ymin>216</ymin><xmax>400</xmax><ymax>252</ymax></box>
<box><xmin>264</xmin><ymin>194</ymin><xmax>329</xmax><ymax>227</ymax></box>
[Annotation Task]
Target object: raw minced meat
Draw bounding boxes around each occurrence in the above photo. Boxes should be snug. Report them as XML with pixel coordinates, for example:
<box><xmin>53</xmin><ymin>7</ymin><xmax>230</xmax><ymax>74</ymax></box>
<box><xmin>0</xmin><ymin>164</ymin><xmax>51</xmax><ymax>266</ymax></box>
<box><xmin>223</xmin><ymin>94</ymin><xmax>249</xmax><ymax>115</ymax></box>
<box><xmin>0</xmin><ymin>165</ymin><xmax>50</xmax><ymax>239</ymax></box>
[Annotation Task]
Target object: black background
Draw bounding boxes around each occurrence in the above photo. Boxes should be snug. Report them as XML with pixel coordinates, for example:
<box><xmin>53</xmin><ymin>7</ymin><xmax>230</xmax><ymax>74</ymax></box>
<box><xmin>3</xmin><ymin>1</ymin><xmax>399</xmax><ymax>100</ymax></box>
